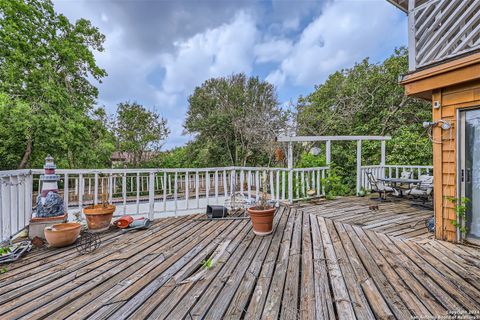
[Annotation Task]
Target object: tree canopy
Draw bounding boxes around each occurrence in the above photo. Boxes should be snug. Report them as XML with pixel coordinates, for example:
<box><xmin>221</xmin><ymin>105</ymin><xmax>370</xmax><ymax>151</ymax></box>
<box><xmin>296</xmin><ymin>48</ymin><xmax>432</xmax><ymax>191</ymax></box>
<box><xmin>184</xmin><ymin>73</ymin><xmax>288</xmax><ymax>167</ymax></box>
<box><xmin>0</xmin><ymin>0</ymin><xmax>432</xmax><ymax>179</ymax></box>
<box><xmin>115</xmin><ymin>102</ymin><xmax>169</xmax><ymax>167</ymax></box>
<box><xmin>0</xmin><ymin>0</ymin><xmax>112</xmax><ymax>169</ymax></box>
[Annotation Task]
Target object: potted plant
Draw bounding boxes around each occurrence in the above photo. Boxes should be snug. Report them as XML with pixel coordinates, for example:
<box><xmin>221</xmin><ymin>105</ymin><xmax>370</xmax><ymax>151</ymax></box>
<box><xmin>247</xmin><ymin>175</ymin><xmax>276</xmax><ymax>236</ymax></box>
<box><xmin>83</xmin><ymin>193</ymin><xmax>116</xmax><ymax>232</ymax></box>
<box><xmin>44</xmin><ymin>222</ymin><xmax>81</xmax><ymax>247</ymax></box>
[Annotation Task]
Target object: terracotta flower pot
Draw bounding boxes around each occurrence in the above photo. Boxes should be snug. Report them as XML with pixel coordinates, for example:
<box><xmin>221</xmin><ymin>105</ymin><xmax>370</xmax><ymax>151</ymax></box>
<box><xmin>44</xmin><ymin>222</ymin><xmax>81</xmax><ymax>248</ymax></box>
<box><xmin>83</xmin><ymin>204</ymin><xmax>116</xmax><ymax>232</ymax></box>
<box><xmin>247</xmin><ymin>207</ymin><xmax>276</xmax><ymax>236</ymax></box>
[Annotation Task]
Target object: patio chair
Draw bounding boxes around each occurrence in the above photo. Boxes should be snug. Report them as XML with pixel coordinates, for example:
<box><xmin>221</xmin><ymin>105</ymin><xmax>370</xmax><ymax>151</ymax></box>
<box><xmin>405</xmin><ymin>175</ymin><xmax>433</xmax><ymax>204</ymax></box>
<box><xmin>366</xmin><ymin>171</ymin><xmax>395</xmax><ymax>200</ymax></box>
<box><xmin>400</xmin><ymin>170</ymin><xmax>413</xmax><ymax>179</ymax></box>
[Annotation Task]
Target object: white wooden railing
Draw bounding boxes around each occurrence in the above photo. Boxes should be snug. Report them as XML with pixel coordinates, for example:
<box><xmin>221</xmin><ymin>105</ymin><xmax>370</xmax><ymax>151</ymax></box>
<box><xmin>0</xmin><ymin>166</ymin><xmax>329</xmax><ymax>242</ymax></box>
<box><xmin>0</xmin><ymin>170</ymin><xmax>33</xmax><ymax>242</ymax></box>
<box><xmin>408</xmin><ymin>0</ymin><xmax>480</xmax><ymax>70</ymax></box>
<box><xmin>360</xmin><ymin>165</ymin><xmax>433</xmax><ymax>191</ymax></box>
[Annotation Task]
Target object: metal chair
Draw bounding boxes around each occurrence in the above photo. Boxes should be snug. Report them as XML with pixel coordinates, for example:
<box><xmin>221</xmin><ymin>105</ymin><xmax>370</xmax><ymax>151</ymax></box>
<box><xmin>400</xmin><ymin>170</ymin><xmax>413</xmax><ymax>179</ymax></box>
<box><xmin>405</xmin><ymin>175</ymin><xmax>433</xmax><ymax>204</ymax></box>
<box><xmin>366</xmin><ymin>171</ymin><xmax>395</xmax><ymax>200</ymax></box>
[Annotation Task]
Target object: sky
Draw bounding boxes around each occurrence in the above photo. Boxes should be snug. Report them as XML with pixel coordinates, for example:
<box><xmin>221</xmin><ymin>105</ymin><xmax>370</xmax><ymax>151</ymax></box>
<box><xmin>53</xmin><ymin>0</ymin><xmax>407</xmax><ymax>150</ymax></box>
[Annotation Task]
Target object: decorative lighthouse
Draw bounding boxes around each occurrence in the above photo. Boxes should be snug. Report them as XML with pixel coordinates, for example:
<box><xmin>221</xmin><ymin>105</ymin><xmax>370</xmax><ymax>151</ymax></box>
<box><xmin>36</xmin><ymin>155</ymin><xmax>64</xmax><ymax>218</ymax></box>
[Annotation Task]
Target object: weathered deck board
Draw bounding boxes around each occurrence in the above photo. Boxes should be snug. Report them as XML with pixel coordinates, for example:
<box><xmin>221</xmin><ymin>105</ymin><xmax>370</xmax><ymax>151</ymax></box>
<box><xmin>0</xmin><ymin>197</ymin><xmax>479</xmax><ymax>319</ymax></box>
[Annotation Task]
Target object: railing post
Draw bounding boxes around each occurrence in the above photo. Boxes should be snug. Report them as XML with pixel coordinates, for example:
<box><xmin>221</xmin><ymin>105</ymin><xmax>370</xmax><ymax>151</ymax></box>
<box><xmin>122</xmin><ymin>173</ymin><xmax>127</xmax><ymax>215</ymax></box>
<box><xmin>408</xmin><ymin>0</ymin><xmax>416</xmax><ymax>71</ymax></box>
<box><xmin>163</xmin><ymin>171</ymin><xmax>167</xmax><ymax>212</ymax></box>
<box><xmin>356</xmin><ymin>140</ymin><xmax>362</xmax><ymax>195</ymax></box>
<box><xmin>288</xmin><ymin>141</ymin><xmax>293</xmax><ymax>204</ymax></box>
<box><xmin>136</xmin><ymin>172</ymin><xmax>140</xmax><ymax>214</ymax></box>
<box><xmin>148</xmin><ymin>172</ymin><xmax>155</xmax><ymax>220</ymax></box>
<box><xmin>94</xmin><ymin>173</ymin><xmax>98</xmax><ymax>205</ymax></box>
<box><xmin>63</xmin><ymin>173</ymin><xmax>69</xmax><ymax>214</ymax></box>
<box><xmin>381</xmin><ymin>140</ymin><xmax>386</xmax><ymax>180</ymax></box>
<box><xmin>186</xmin><ymin>171</ymin><xmax>190</xmax><ymax>209</ymax></box>
<box><xmin>326</xmin><ymin>140</ymin><xmax>331</xmax><ymax>166</ymax></box>
<box><xmin>195</xmin><ymin>170</ymin><xmax>200</xmax><ymax>208</ymax></box>
<box><xmin>1</xmin><ymin>177</ymin><xmax>10</xmax><ymax>241</ymax></box>
<box><xmin>79</xmin><ymin>173</ymin><xmax>84</xmax><ymax>212</ymax></box>
<box><xmin>25</xmin><ymin>173</ymin><xmax>33</xmax><ymax>226</ymax></box>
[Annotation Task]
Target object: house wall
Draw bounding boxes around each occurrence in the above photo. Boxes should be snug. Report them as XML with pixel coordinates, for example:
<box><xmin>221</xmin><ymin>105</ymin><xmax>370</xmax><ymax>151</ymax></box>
<box><xmin>433</xmin><ymin>80</ymin><xmax>480</xmax><ymax>241</ymax></box>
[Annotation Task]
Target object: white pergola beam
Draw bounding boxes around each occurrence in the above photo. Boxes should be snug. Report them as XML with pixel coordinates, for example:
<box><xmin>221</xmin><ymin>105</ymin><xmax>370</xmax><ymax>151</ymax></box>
<box><xmin>278</xmin><ymin>135</ymin><xmax>391</xmax><ymax>198</ymax></box>
<box><xmin>276</xmin><ymin>135</ymin><xmax>391</xmax><ymax>142</ymax></box>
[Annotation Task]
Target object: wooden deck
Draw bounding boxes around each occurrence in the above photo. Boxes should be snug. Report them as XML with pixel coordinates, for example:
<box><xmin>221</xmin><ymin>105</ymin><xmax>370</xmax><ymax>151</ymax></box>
<box><xmin>0</xmin><ymin>197</ymin><xmax>479</xmax><ymax>319</ymax></box>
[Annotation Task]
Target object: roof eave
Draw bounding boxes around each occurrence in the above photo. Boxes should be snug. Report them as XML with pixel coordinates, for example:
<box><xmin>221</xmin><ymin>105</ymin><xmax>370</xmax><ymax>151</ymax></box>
<box><xmin>386</xmin><ymin>0</ymin><xmax>408</xmax><ymax>13</ymax></box>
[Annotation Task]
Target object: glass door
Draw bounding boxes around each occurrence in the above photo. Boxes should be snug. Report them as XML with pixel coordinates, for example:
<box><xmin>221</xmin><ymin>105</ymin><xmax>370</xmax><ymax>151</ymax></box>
<box><xmin>459</xmin><ymin>109</ymin><xmax>480</xmax><ymax>243</ymax></box>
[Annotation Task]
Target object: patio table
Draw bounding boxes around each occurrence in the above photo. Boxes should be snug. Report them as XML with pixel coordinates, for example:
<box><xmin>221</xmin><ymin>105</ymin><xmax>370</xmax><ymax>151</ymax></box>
<box><xmin>378</xmin><ymin>178</ymin><xmax>422</xmax><ymax>197</ymax></box>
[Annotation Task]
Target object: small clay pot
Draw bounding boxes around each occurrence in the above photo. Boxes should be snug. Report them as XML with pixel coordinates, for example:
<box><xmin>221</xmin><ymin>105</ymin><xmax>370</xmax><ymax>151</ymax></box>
<box><xmin>247</xmin><ymin>207</ymin><xmax>276</xmax><ymax>236</ymax></box>
<box><xmin>83</xmin><ymin>204</ymin><xmax>116</xmax><ymax>232</ymax></box>
<box><xmin>44</xmin><ymin>222</ymin><xmax>81</xmax><ymax>247</ymax></box>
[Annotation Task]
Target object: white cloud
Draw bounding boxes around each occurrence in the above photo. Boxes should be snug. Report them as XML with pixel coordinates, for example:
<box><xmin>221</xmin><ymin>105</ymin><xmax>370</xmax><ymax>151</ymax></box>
<box><xmin>266</xmin><ymin>0</ymin><xmax>406</xmax><ymax>87</ymax></box>
<box><xmin>160</xmin><ymin>11</ymin><xmax>258</xmax><ymax>96</ymax></box>
<box><xmin>52</xmin><ymin>0</ymin><xmax>406</xmax><ymax>149</ymax></box>
<box><xmin>254</xmin><ymin>39</ymin><xmax>293</xmax><ymax>63</ymax></box>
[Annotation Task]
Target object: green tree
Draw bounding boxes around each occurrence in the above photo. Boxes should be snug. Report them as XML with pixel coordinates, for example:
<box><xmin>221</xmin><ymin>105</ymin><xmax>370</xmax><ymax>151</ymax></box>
<box><xmin>0</xmin><ymin>0</ymin><xmax>108</xmax><ymax>168</ymax></box>
<box><xmin>185</xmin><ymin>73</ymin><xmax>288</xmax><ymax>167</ymax></box>
<box><xmin>115</xmin><ymin>102</ymin><xmax>169</xmax><ymax>167</ymax></box>
<box><xmin>296</xmin><ymin>48</ymin><xmax>432</xmax><ymax>192</ymax></box>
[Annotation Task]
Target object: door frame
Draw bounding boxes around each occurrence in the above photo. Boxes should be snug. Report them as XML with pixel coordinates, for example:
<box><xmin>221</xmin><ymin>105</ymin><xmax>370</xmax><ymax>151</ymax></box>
<box><xmin>457</xmin><ymin>107</ymin><xmax>480</xmax><ymax>245</ymax></box>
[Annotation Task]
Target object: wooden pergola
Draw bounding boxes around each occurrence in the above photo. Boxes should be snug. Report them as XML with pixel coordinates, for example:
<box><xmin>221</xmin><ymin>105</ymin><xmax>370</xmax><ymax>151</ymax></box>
<box><xmin>276</xmin><ymin>135</ymin><xmax>392</xmax><ymax>198</ymax></box>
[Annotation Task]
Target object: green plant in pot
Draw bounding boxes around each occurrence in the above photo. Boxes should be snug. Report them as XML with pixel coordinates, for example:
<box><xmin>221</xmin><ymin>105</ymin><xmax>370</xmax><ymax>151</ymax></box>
<box><xmin>247</xmin><ymin>174</ymin><xmax>276</xmax><ymax>236</ymax></box>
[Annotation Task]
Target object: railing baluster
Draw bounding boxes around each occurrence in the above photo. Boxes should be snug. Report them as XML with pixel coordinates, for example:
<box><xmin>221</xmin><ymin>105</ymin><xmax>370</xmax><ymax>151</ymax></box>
<box><xmin>247</xmin><ymin>170</ymin><xmax>252</xmax><ymax>200</ymax></box>
<box><xmin>11</xmin><ymin>176</ymin><xmax>18</xmax><ymax>235</ymax></box>
<box><xmin>269</xmin><ymin>170</ymin><xmax>274</xmax><ymax>201</ymax></box>
<box><xmin>301</xmin><ymin>170</ymin><xmax>305</xmax><ymax>198</ymax></box>
<box><xmin>94</xmin><ymin>173</ymin><xmax>98</xmax><ymax>205</ymax></box>
<box><xmin>214</xmin><ymin>171</ymin><xmax>219</xmax><ymax>204</ymax></box>
<box><xmin>79</xmin><ymin>173</ymin><xmax>84</xmax><ymax>211</ymax></box>
<box><xmin>206</xmin><ymin>171</ymin><xmax>210</xmax><ymax>205</ymax></box>
<box><xmin>255</xmin><ymin>170</ymin><xmax>260</xmax><ymax>200</ymax></box>
<box><xmin>186</xmin><ymin>171</ymin><xmax>190</xmax><ymax>209</ymax></box>
<box><xmin>223</xmin><ymin>170</ymin><xmax>228</xmax><ymax>197</ymax></box>
<box><xmin>74</xmin><ymin>177</ymin><xmax>78</xmax><ymax>196</ymax></box>
<box><xmin>136</xmin><ymin>173</ymin><xmax>140</xmax><ymax>214</ymax></box>
<box><xmin>149</xmin><ymin>172</ymin><xmax>155</xmax><ymax>219</ymax></box>
<box><xmin>108</xmin><ymin>174</ymin><xmax>113</xmax><ymax>204</ymax></box>
<box><xmin>195</xmin><ymin>171</ymin><xmax>200</xmax><ymax>208</ymax></box>
<box><xmin>122</xmin><ymin>173</ymin><xmax>127</xmax><ymax>215</ymax></box>
<box><xmin>3</xmin><ymin>177</ymin><xmax>11</xmax><ymax>241</ymax></box>
<box><xmin>25</xmin><ymin>174</ymin><xmax>33</xmax><ymax>227</ymax></box>
<box><xmin>321</xmin><ymin>169</ymin><xmax>325</xmax><ymax>196</ymax></box>
<box><xmin>276</xmin><ymin>170</ymin><xmax>280</xmax><ymax>205</ymax></box>
<box><xmin>240</xmin><ymin>170</ymin><xmax>244</xmax><ymax>195</ymax></box>
<box><xmin>168</xmin><ymin>174</ymin><xmax>171</xmax><ymax>195</ymax></box>
<box><xmin>282</xmin><ymin>170</ymin><xmax>286</xmax><ymax>200</ymax></box>
<box><xmin>231</xmin><ymin>169</ymin><xmax>236</xmax><ymax>196</ymax></box>
<box><xmin>296</xmin><ymin>171</ymin><xmax>299</xmax><ymax>199</ymax></box>
<box><xmin>174</xmin><ymin>172</ymin><xmax>178</xmax><ymax>216</ymax></box>
<box><xmin>163</xmin><ymin>172</ymin><xmax>167</xmax><ymax>212</ymax></box>
<box><xmin>88</xmin><ymin>177</ymin><xmax>91</xmax><ymax>197</ymax></box>
<box><xmin>64</xmin><ymin>173</ymin><xmax>69</xmax><ymax>215</ymax></box>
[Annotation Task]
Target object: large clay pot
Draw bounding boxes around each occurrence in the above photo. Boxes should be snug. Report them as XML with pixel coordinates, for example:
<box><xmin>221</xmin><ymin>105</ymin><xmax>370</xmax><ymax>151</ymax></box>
<box><xmin>44</xmin><ymin>222</ymin><xmax>81</xmax><ymax>247</ymax></box>
<box><xmin>247</xmin><ymin>207</ymin><xmax>276</xmax><ymax>236</ymax></box>
<box><xmin>83</xmin><ymin>204</ymin><xmax>116</xmax><ymax>232</ymax></box>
